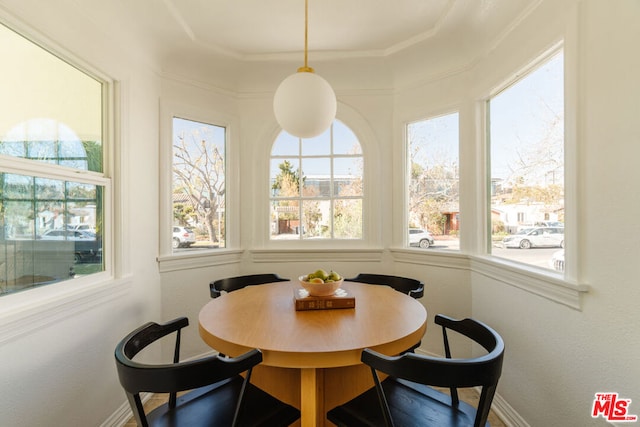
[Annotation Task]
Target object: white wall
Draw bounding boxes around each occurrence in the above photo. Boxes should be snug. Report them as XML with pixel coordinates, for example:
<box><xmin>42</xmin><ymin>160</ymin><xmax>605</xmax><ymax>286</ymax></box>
<box><xmin>395</xmin><ymin>1</ymin><xmax>640</xmax><ymax>425</ymax></box>
<box><xmin>468</xmin><ymin>1</ymin><xmax>640</xmax><ymax>425</ymax></box>
<box><xmin>0</xmin><ymin>1</ymin><xmax>163</xmax><ymax>426</ymax></box>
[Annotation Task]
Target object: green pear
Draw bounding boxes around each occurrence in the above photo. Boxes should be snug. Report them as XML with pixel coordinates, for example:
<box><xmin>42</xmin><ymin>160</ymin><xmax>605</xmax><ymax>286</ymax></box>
<box><xmin>314</xmin><ymin>269</ymin><xmax>328</xmax><ymax>280</ymax></box>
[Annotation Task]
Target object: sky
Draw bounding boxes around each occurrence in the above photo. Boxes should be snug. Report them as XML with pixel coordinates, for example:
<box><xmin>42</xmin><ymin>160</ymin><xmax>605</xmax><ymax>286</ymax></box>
<box><xmin>405</xmin><ymin>50</ymin><xmax>564</xmax><ymax>183</ymax></box>
<box><xmin>271</xmin><ymin>120</ymin><xmax>363</xmax><ymax>181</ymax></box>
<box><xmin>172</xmin><ymin>117</ymin><xmax>226</xmax><ymax>155</ymax></box>
<box><xmin>489</xmin><ymin>51</ymin><xmax>564</xmax><ymax>181</ymax></box>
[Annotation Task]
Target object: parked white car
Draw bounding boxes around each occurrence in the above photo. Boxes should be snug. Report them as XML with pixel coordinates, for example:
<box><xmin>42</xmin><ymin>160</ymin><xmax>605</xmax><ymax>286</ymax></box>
<box><xmin>409</xmin><ymin>228</ymin><xmax>435</xmax><ymax>249</ymax></box>
<box><xmin>173</xmin><ymin>226</ymin><xmax>196</xmax><ymax>248</ymax></box>
<box><xmin>502</xmin><ymin>227</ymin><xmax>564</xmax><ymax>249</ymax></box>
<box><xmin>39</xmin><ymin>229</ymin><xmax>95</xmax><ymax>240</ymax></box>
<box><xmin>67</xmin><ymin>223</ymin><xmax>96</xmax><ymax>234</ymax></box>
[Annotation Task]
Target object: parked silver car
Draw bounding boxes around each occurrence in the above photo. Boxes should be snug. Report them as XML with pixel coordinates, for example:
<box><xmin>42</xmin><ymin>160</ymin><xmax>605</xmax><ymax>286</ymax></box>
<box><xmin>172</xmin><ymin>226</ymin><xmax>196</xmax><ymax>248</ymax></box>
<box><xmin>502</xmin><ymin>227</ymin><xmax>564</xmax><ymax>249</ymax></box>
<box><xmin>38</xmin><ymin>229</ymin><xmax>101</xmax><ymax>263</ymax></box>
<box><xmin>409</xmin><ymin>228</ymin><xmax>434</xmax><ymax>249</ymax></box>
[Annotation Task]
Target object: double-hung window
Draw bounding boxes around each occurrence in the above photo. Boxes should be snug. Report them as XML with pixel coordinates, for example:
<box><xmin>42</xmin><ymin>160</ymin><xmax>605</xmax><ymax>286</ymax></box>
<box><xmin>488</xmin><ymin>49</ymin><xmax>565</xmax><ymax>271</ymax></box>
<box><xmin>0</xmin><ymin>23</ymin><xmax>108</xmax><ymax>296</ymax></box>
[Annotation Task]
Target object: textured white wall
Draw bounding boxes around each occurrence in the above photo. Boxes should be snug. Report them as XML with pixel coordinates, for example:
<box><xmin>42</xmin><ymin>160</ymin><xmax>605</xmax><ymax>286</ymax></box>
<box><xmin>470</xmin><ymin>1</ymin><xmax>640</xmax><ymax>425</ymax></box>
<box><xmin>0</xmin><ymin>1</ymin><xmax>164</xmax><ymax>426</ymax></box>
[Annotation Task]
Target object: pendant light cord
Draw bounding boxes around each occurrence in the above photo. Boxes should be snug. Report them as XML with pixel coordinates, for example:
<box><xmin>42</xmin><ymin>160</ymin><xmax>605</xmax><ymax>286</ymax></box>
<box><xmin>298</xmin><ymin>0</ymin><xmax>314</xmax><ymax>73</ymax></box>
<box><xmin>304</xmin><ymin>0</ymin><xmax>308</xmax><ymax>68</ymax></box>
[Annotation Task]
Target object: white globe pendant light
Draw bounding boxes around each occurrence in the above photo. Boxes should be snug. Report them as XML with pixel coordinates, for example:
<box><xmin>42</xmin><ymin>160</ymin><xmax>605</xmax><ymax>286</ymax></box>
<box><xmin>274</xmin><ymin>71</ymin><xmax>336</xmax><ymax>139</ymax></box>
<box><xmin>273</xmin><ymin>0</ymin><xmax>336</xmax><ymax>139</ymax></box>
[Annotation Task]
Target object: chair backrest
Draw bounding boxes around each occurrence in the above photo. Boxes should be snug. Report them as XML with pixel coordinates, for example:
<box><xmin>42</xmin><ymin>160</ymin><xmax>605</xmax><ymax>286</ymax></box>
<box><xmin>362</xmin><ymin>314</ymin><xmax>504</xmax><ymax>427</ymax></box>
<box><xmin>209</xmin><ymin>273</ymin><xmax>289</xmax><ymax>298</ymax></box>
<box><xmin>114</xmin><ymin>317</ymin><xmax>262</xmax><ymax>426</ymax></box>
<box><xmin>346</xmin><ymin>273</ymin><xmax>424</xmax><ymax>299</ymax></box>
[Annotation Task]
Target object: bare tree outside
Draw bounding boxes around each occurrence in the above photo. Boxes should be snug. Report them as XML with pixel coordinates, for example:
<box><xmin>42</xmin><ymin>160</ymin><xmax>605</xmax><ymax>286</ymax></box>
<box><xmin>172</xmin><ymin>117</ymin><xmax>225</xmax><ymax>248</ymax></box>
<box><xmin>489</xmin><ymin>50</ymin><xmax>564</xmax><ymax>270</ymax></box>
<box><xmin>407</xmin><ymin>112</ymin><xmax>460</xmax><ymax>249</ymax></box>
<box><xmin>489</xmin><ymin>51</ymin><xmax>564</xmax><ymax>225</ymax></box>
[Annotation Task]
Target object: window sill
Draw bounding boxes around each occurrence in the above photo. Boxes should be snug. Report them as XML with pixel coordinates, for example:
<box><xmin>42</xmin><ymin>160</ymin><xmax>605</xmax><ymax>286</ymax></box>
<box><xmin>0</xmin><ymin>274</ymin><xmax>130</xmax><ymax>344</ymax></box>
<box><xmin>390</xmin><ymin>247</ymin><xmax>469</xmax><ymax>269</ymax></box>
<box><xmin>250</xmin><ymin>248</ymin><xmax>384</xmax><ymax>263</ymax></box>
<box><xmin>157</xmin><ymin>249</ymin><xmax>244</xmax><ymax>273</ymax></box>
<box><xmin>470</xmin><ymin>255</ymin><xmax>589</xmax><ymax>310</ymax></box>
<box><xmin>390</xmin><ymin>248</ymin><xmax>589</xmax><ymax>310</ymax></box>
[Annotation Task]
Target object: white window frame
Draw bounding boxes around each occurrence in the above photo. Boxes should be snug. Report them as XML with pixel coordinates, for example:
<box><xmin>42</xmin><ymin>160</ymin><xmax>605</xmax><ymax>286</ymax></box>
<box><xmin>472</xmin><ymin>42</ymin><xmax>588</xmax><ymax>309</ymax></box>
<box><xmin>263</xmin><ymin>118</ymin><xmax>379</xmax><ymax>249</ymax></box>
<box><xmin>157</xmin><ymin>101</ymin><xmax>241</xmax><ymax>272</ymax></box>
<box><xmin>269</xmin><ymin>120</ymin><xmax>364</xmax><ymax>242</ymax></box>
<box><xmin>0</xmin><ymin>16</ymin><xmax>118</xmax><ymax>337</ymax></box>
<box><xmin>250</xmin><ymin>106</ymin><xmax>383</xmax><ymax>260</ymax></box>
<box><xmin>405</xmin><ymin>111</ymin><xmax>461</xmax><ymax>251</ymax></box>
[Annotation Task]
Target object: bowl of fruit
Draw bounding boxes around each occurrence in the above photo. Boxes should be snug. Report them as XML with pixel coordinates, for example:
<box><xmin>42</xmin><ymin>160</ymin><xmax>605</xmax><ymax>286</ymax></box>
<box><xmin>299</xmin><ymin>269</ymin><xmax>343</xmax><ymax>296</ymax></box>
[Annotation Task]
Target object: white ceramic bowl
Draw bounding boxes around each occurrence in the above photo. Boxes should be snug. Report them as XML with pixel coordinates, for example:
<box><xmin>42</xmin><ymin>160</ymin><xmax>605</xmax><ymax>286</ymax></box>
<box><xmin>298</xmin><ymin>275</ymin><xmax>343</xmax><ymax>297</ymax></box>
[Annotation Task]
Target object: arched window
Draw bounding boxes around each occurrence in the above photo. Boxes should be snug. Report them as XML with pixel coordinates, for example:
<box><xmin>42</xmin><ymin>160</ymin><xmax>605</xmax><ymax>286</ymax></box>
<box><xmin>269</xmin><ymin>120</ymin><xmax>363</xmax><ymax>240</ymax></box>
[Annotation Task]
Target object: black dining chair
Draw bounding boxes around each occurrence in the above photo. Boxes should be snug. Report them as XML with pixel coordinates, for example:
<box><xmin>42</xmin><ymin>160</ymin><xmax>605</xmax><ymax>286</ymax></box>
<box><xmin>115</xmin><ymin>317</ymin><xmax>300</xmax><ymax>427</ymax></box>
<box><xmin>327</xmin><ymin>314</ymin><xmax>504</xmax><ymax>427</ymax></box>
<box><xmin>346</xmin><ymin>273</ymin><xmax>424</xmax><ymax>299</ymax></box>
<box><xmin>347</xmin><ymin>273</ymin><xmax>425</xmax><ymax>352</ymax></box>
<box><xmin>210</xmin><ymin>273</ymin><xmax>289</xmax><ymax>298</ymax></box>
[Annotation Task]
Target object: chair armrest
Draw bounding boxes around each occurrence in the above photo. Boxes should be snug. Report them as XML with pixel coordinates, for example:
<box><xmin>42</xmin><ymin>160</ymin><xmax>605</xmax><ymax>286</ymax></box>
<box><xmin>409</xmin><ymin>283</ymin><xmax>424</xmax><ymax>299</ymax></box>
<box><xmin>209</xmin><ymin>281</ymin><xmax>222</xmax><ymax>298</ymax></box>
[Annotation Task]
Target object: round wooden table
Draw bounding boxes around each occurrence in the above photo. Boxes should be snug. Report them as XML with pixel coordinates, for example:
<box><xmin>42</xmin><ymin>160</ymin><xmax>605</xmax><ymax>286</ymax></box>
<box><xmin>199</xmin><ymin>280</ymin><xmax>427</xmax><ymax>427</ymax></box>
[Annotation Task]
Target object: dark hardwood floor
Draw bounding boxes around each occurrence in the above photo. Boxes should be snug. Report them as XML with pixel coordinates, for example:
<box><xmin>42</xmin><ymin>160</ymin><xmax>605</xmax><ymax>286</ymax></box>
<box><xmin>124</xmin><ymin>387</ymin><xmax>506</xmax><ymax>426</ymax></box>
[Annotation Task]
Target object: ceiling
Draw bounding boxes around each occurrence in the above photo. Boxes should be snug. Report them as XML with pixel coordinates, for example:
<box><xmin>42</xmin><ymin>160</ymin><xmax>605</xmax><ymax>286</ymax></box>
<box><xmin>55</xmin><ymin>0</ymin><xmax>541</xmax><ymax>87</ymax></box>
<box><xmin>75</xmin><ymin>0</ymin><xmax>538</xmax><ymax>60</ymax></box>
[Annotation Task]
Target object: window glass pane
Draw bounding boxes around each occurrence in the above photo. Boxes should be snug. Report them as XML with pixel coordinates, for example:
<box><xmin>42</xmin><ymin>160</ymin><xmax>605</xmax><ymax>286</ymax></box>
<box><xmin>302</xmin><ymin>128</ymin><xmax>331</xmax><ymax>156</ymax></box>
<box><xmin>407</xmin><ymin>112</ymin><xmax>460</xmax><ymax>250</ymax></box>
<box><xmin>0</xmin><ymin>24</ymin><xmax>103</xmax><ymax>172</ymax></box>
<box><xmin>334</xmin><ymin>199</ymin><xmax>363</xmax><ymax>239</ymax></box>
<box><xmin>334</xmin><ymin>158</ymin><xmax>363</xmax><ymax>197</ymax></box>
<box><xmin>35</xmin><ymin>178</ymin><xmax>64</xmax><ymax>200</ymax></box>
<box><xmin>270</xmin><ymin>120</ymin><xmax>364</xmax><ymax>240</ymax></box>
<box><xmin>271</xmin><ymin>159</ymin><xmax>301</xmax><ymax>198</ymax></box>
<box><xmin>271</xmin><ymin>132</ymin><xmax>299</xmax><ymax>156</ymax></box>
<box><xmin>0</xmin><ymin>22</ymin><xmax>106</xmax><ymax>297</ymax></box>
<box><xmin>0</xmin><ymin>173</ymin><xmax>104</xmax><ymax>296</ymax></box>
<box><xmin>489</xmin><ymin>51</ymin><xmax>564</xmax><ymax>270</ymax></box>
<box><xmin>4</xmin><ymin>200</ymin><xmax>35</xmax><ymax>239</ymax></box>
<box><xmin>302</xmin><ymin>158</ymin><xmax>331</xmax><ymax>197</ymax></box>
<box><xmin>172</xmin><ymin>117</ymin><xmax>226</xmax><ymax>251</ymax></box>
<box><xmin>3</xmin><ymin>174</ymin><xmax>33</xmax><ymax>199</ymax></box>
<box><xmin>302</xmin><ymin>199</ymin><xmax>330</xmax><ymax>238</ymax></box>
<box><xmin>333</xmin><ymin>121</ymin><xmax>362</xmax><ymax>155</ymax></box>
<box><xmin>270</xmin><ymin>200</ymin><xmax>300</xmax><ymax>239</ymax></box>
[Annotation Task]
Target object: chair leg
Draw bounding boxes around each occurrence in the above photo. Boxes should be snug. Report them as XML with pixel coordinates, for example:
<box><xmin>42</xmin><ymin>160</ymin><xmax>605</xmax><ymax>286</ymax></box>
<box><xmin>231</xmin><ymin>367</ymin><xmax>253</xmax><ymax>427</ymax></box>
<box><xmin>474</xmin><ymin>385</ymin><xmax>498</xmax><ymax>427</ymax></box>
<box><xmin>126</xmin><ymin>392</ymin><xmax>149</xmax><ymax>427</ymax></box>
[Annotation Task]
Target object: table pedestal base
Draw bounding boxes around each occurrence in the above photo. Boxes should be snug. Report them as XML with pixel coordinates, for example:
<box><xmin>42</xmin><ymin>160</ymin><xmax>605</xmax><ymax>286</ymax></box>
<box><xmin>250</xmin><ymin>364</ymin><xmax>374</xmax><ymax>427</ymax></box>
